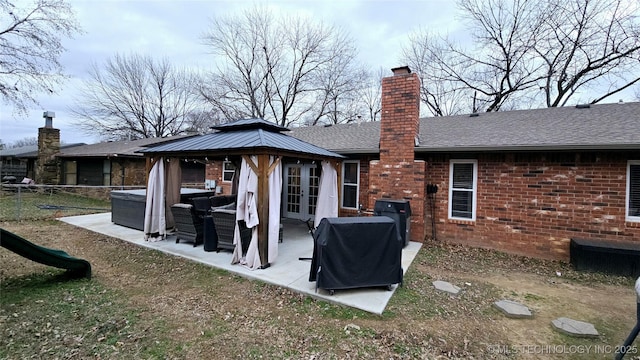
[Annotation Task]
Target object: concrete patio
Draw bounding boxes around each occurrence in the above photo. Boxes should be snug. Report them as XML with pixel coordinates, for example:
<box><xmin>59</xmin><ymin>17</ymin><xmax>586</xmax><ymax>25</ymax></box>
<box><xmin>60</xmin><ymin>212</ymin><xmax>422</xmax><ymax>315</ymax></box>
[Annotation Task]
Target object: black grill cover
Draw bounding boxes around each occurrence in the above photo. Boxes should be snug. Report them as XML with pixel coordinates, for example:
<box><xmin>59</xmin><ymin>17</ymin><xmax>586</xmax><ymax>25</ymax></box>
<box><xmin>309</xmin><ymin>217</ymin><xmax>403</xmax><ymax>291</ymax></box>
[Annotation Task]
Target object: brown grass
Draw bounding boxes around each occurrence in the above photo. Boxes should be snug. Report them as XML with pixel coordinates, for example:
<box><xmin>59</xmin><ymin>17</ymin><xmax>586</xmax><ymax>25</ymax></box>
<box><xmin>1</xmin><ymin>216</ymin><xmax>639</xmax><ymax>359</ymax></box>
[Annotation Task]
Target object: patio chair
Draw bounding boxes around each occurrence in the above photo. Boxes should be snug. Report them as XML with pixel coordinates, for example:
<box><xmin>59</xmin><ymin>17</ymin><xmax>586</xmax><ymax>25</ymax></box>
<box><xmin>190</xmin><ymin>196</ymin><xmax>213</xmax><ymax>216</ymax></box>
<box><xmin>209</xmin><ymin>194</ymin><xmax>237</xmax><ymax>208</ymax></box>
<box><xmin>211</xmin><ymin>209</ymin><xmax>251</xmax><ymax>254</ymax></box>
<box><xmin>203</xmin><ymin>202</ymin><xmax>236</xmax><ymax>252</ymax></box>
<box><xmin>170</xmin><ymin>203</ymin><xmax>204</xmax><ymax>247</ymax></box>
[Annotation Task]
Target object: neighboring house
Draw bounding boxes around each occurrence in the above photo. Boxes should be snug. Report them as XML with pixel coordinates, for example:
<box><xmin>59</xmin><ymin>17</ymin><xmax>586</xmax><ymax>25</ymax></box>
<box><xmin>282</xmin><ymin>67</ymin><xmax>640</xmax><ymax>261</ymax></box>
<box><xmin>14</xmin><ymin>113</ymin><xmax>204</xmax><ymax>187</ymax></box>
<box><xmin>0</xmin><ymin>143</ymin><xmax>84</xmax><ymax>181</ymax></box>
<box><xmin>56</xmin><ymin>136</ymin><xmax>204</xmax><ymax>186</ymax></box>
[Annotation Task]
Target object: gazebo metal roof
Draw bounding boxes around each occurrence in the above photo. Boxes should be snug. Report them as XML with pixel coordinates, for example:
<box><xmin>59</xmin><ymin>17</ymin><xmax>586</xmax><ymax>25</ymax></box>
<box><xmin>139</xmin><ymin>118</ymin><xmax>343</xmax><ymax>159</ymax></box>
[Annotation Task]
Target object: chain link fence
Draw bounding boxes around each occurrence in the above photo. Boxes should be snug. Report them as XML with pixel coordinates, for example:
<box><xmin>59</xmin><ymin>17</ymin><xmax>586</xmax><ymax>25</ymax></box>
<box><xmin>0</xmin><ymin>185</ymin><xmax>141</xmax><ymax>221</ymax></box>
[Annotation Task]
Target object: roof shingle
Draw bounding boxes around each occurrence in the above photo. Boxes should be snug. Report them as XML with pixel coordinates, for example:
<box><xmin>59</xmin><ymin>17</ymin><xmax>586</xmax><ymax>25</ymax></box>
<box><xmin>289</xmin><ymin>102</ymin><xmax>640</xmax><ymax>153</ymax></box>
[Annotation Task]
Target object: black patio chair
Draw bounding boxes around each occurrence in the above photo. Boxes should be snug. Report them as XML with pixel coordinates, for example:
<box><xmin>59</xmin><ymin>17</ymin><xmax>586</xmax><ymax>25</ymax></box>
<box><xmin>211</xmin><ymin>209</ymin><xmax>251</xmax><ymax>254</ymax></box>
<box><xmin>190</xmin><ymin>196</ymin><xmax>213</xmax><ymax>216</ymax></box>
<box><xmin>170</xmin><ymin>203</ymin><xmax>204</xmax><ymax>247</ymax></box>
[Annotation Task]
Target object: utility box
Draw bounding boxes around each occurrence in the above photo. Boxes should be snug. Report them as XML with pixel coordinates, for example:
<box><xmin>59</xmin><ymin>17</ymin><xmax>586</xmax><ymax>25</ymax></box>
<box><xmin>374</xmin><ymin>199</ymin><xmax>411</xmax><ymax>247</ymax></box>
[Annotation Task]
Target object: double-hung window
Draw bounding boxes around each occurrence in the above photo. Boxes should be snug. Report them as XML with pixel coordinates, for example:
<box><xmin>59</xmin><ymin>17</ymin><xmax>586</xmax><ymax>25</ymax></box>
<box><xmin>449</xmin><ymin>160</ymin><xmax>477</xmax><ymax>221</ymax></box>
<box><xmin>222</xmin><ymin>160</ymin><xmax>235</xmax><ymax>182</ymax></box>
<box><xmin>342</xmin><ymin>161</ymin><xmax>360</xmax><ymax>209</ymax></box>
<box><xmin>627</xmin><ymin>161</ymin><xmax>640</xmax><ymax>222</ymax></box>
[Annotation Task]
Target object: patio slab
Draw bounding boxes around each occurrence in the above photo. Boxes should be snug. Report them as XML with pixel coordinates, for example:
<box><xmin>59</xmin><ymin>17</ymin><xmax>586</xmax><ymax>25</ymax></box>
<box><xmin>60</xmin><ymin>212</ymin><xmax>421</xmax><ymax>315</ymax></box>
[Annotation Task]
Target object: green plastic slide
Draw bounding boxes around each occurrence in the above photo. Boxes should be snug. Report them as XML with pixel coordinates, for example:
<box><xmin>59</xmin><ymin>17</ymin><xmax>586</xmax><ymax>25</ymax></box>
<box><xmin>0</xmin><ymin>228</ymin><xmax>91</xmax><ymax>279</ymax></box>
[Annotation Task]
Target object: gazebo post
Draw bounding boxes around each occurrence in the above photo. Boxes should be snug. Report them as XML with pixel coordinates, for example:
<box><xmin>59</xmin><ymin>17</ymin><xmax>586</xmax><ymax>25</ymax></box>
<box><xmin>145</xmin><ymin>156</ymin><xmax>158</xmax><ymax>190</ymax></box>
<box><xmin>257</xmin><ymin>154</ymin><xmax>270</xmax><ymax>268</ymax></box>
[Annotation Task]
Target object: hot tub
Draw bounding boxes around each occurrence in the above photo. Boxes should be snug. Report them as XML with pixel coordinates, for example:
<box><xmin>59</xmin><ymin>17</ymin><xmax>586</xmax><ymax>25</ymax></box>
<box><xmin>111</xmin><ymin>188</ymin><xmax>215</xmax><ymax>230</ymax></box>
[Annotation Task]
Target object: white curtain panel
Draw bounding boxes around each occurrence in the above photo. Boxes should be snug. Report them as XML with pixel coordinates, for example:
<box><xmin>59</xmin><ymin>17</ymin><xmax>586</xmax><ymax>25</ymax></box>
<box><xmin>144</xmin><ymin>158</ymin><xmax>166</xmax><ymax>241</ymax></box>
<box><xmin>314</xmin><ymin>160</ymin><xmax>338</xmax><ymax>227</ymax></box>
<box><xmin>231</xmin><ymin>155</ymin><xmax>282</xmax><ymax>269</ymax></box>
<box><xmin>232</xmin><ymin>156</ymin><xmax>260</xmax><ymax>268</ymax></box>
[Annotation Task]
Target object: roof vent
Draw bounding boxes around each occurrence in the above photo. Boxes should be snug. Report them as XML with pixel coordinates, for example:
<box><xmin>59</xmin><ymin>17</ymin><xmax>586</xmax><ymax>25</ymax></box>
<box><xmin>575</xmin><ymin>104</ymin><xmax>591</xmax><ymax>109</ymax></box>
<box><xmin>469</xmin><ymin>113</ymin><xmax>479</xmax><ymax>117</ymax></box>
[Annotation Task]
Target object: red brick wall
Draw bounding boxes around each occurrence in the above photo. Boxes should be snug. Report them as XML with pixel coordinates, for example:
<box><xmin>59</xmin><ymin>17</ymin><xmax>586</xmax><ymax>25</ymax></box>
<box><xmin>369</xmin><ymin>160</ymin><xmax>426</xmax><ymax>241</ymax></box>
<box><xmin>424</xmin><ymin>151</ymin><xmax>640</xmax><ymax>261</ymax></box>
<box><xmin>206</xmin><ymin>161</ymin><xmax>233</xmax><ymax>195</ymax></box>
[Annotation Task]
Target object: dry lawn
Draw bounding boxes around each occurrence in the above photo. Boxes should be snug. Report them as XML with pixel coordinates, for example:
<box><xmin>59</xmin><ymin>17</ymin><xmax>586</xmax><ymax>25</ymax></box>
<box><xmin>1</xmin><ymin>218</ymin><xmax>640</xmax><ymax>359</ymax></box>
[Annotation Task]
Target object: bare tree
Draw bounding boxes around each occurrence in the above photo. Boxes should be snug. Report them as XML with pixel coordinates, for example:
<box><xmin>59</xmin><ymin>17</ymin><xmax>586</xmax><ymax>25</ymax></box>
<box><xmin>403</xmin><ymin>0</ymin><xmax>640</xmax><ymax>114</ymax></box>
<box><xmin>9</xmin><ymin>136</ymin><xmax>37</xmax><ymax>148</ymax></box>
<box><xmin>0</xmin><ymin>0</ymin><xmax>81</xmax><ymax>114</ymax></box>
<box><xmin>182</xmin><ymin>109</ymin><xmax>225</xmax><ymax>134</ymax></box>
<box><xmin>304</xmin><ymin>54</ymin><xmax>370</xmax><ymax>125</ymax></box>
<box><xmin>200</xmin><ymin>6</ymin><xmax>368</xmax><ymax>127</ymax></box>
<box><xmin>355</xmin><ymin>67</ymin><xmax>385</xmax><ymax>122</ymax></box>
<box><xmin>71</xmin><ymin>54</ymin><xmax>206</xmax><ymax>140</ymax></box>
<box><xmin>535</xmin><ymin>0</ymin><xmax>640</xmax><ymax>106</ymax></box>
<box><xmin>200</xmin><ymin>9</ymin><xmax>272</xmax><ymax>122</ymax></box>
<box><xmin>403</xmin><ymin>31</ymin><xmax>477</xmax><ymax>116</ymax></box>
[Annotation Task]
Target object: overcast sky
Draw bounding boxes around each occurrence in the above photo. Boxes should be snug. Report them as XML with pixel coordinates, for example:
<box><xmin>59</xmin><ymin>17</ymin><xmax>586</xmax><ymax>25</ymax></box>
<box><xmin>1</xmin><ymin>0</ymin><xmax>460</xmax><ymax>146</ymax></box>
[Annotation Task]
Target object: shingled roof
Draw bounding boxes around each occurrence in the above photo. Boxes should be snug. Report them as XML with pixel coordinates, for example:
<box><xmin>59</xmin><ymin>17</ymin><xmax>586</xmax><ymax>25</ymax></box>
<box><xmin>0</xmin><ymin>143</ymin><xmax>85</xmax><ymax>159</ymax></box>
<box><xmin>57</xmin><ymin>136</ymin><xmax>194</xmax><ymax>158</ymax></box>
<box><xmin>288</xmin><ymin>102</ymin><xmax>640</xmax><ymax>153</ymax></box>
<box><xmin>288</xmin><ymin>122</ymin><xmax>380</xmax><ymax>154</ymax></box>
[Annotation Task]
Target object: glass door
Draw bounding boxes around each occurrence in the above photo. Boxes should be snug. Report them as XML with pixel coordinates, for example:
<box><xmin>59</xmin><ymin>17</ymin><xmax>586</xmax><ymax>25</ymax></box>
<box><xmin>283</xmin><ymin>163</ymin><xmax>319</xmax><ymax>220</ymax></box>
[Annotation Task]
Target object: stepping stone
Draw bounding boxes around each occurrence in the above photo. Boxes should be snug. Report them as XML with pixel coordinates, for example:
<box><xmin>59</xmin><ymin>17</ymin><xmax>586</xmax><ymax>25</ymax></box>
<box><xmin>551</xmin><ymin>317</ymin><xmax>599</xmax><ymax>338</ymax></box>
<box><xmin>432</xmin><ymin>280</ymin><xmax>461</xmax><ymax>295</ymax></box>
<box><xmin>493</xmin><ymin>299</ymin><xmax>533</xmax><ymax>318</ymax></box>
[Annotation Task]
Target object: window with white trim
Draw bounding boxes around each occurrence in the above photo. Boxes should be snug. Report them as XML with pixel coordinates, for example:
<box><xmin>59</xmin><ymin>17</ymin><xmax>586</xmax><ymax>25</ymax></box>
<box><xmin>342</xmin><ymin>161</ymin><xmax>360</xmax><ymax>209</ymax></box>
<box><xmin>222</xmin><ymin>160</ymin><xmax>235</xmax><ymax>182</ymax></box>
<box><xmin>448</xmin><ymin>159</ymin><xmax>477</xmax><ymax>220</ymax></box>
<box><xmin>627</xmin><ymin>161</ymin><xmax>640</xmax><ymax>222</ymax></box>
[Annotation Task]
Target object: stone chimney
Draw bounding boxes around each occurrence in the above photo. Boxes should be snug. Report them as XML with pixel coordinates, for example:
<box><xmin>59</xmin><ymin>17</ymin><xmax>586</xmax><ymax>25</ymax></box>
<box><xmin>36</xmin><ymin>111</ymin><xmax>60</xmax><ymax>184</ymax></box>
<box><xmin>368</xmin><ymin>66</ymin><xmax>426</xmax><ymax>241</ymax></box>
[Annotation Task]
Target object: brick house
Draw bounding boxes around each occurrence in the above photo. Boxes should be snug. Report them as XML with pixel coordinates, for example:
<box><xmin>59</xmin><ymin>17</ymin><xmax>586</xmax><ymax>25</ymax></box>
<box><xmin>274</xmin><ymin>66</ymin><xmax>640</xmax><ymax>261</ymax></box>
<box><xmin>23</xmin><ymin>113</ymin><xmax>204</xmax><ymax>188</ymax></box>
<box><xmin>57</xmin><ymin>136</ymin><xmax>204</xmax><ymax>187</ymax></box>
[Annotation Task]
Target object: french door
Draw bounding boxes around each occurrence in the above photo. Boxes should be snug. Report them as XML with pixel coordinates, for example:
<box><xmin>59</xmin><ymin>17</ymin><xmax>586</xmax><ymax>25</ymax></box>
<box><xmin>283</xmin><ymin>163</ymin><xmax>319</xmax><ymax>220</ymax></box>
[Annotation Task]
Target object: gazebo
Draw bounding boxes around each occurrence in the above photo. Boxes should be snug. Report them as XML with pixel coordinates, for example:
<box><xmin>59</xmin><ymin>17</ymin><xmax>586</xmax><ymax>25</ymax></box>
<box><xmin>138</xmin><ymin>118</ymin><xmax>344</xmax><ymax>269</ymax></box>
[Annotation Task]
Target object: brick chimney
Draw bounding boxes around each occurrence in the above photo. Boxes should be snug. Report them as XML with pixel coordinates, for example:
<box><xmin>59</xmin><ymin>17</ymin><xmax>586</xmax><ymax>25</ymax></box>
<box><xmin>379</xmin><ymin>66</ymin><xmax>420</xmax><ymax>163</ymax></box>
<box><xmin>36</xmin><ymin>111</ymin><xmax>60</xmax><ymax>184</ymax></box>
<box><xmin>368</xmin><ymin>66</ymin><xmax>426</xmax><ymax>242</ymax></box>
